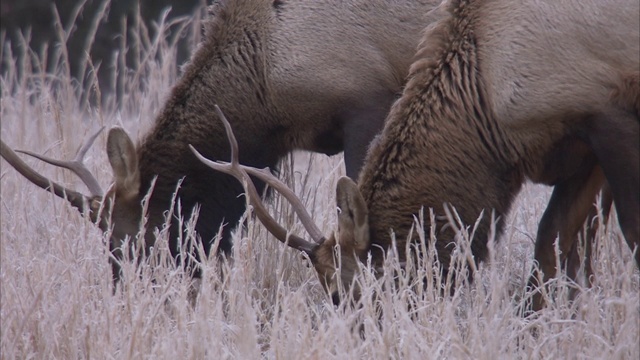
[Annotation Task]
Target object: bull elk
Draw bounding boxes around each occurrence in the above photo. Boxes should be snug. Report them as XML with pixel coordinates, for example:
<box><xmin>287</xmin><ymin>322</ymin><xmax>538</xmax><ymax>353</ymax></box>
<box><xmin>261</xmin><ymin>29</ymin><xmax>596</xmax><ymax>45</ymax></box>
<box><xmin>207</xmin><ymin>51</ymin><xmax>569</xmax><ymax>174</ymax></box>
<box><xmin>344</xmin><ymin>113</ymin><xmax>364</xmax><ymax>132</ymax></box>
<box><xmin>0</xmin><ymin>0</ymin><xmax>442</xmax><ymax>281</ymax></box>
<box><xmin>196</xmin><ymin>0</ymin><xmax>640</xmax><ymax>310</ymax></box>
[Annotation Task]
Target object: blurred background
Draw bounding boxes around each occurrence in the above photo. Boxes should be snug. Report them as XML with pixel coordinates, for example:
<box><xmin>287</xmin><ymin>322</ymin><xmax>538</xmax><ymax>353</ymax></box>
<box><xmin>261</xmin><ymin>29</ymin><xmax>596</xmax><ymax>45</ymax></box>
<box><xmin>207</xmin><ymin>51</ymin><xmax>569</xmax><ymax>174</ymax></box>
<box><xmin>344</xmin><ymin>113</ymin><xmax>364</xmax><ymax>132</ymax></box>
<box><xmin>1</xmin><ymin>0</ymin><xmax>208</xmax><ymax>101</ymax></box>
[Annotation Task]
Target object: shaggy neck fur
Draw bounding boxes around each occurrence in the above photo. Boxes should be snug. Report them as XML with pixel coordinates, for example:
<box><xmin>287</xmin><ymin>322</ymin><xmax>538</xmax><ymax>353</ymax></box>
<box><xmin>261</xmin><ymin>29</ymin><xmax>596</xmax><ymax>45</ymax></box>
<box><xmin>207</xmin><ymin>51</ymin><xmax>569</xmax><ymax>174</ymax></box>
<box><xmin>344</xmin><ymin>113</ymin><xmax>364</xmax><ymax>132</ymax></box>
<box><xmin>136</xmin><ymin>1</ymin><xmax>281</xmax><ymax>260</ymax></box>
<box><xmin>358</xmin><ymin>0</ymin><xmax>524</xmax><ymax>269</ymax></box>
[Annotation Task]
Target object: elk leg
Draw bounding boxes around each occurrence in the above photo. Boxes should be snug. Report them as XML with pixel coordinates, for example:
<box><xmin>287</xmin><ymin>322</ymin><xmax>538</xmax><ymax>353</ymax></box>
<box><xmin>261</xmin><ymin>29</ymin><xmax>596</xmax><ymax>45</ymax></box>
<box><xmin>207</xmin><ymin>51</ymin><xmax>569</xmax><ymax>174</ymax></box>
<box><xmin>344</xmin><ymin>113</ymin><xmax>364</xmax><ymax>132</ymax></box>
<box><xmin>586</xmin><ymin>110</ymin><xmax>640</xmax><ymax>267</ymax></box>
<box><xmin>527</xmin><ymin>162</ymin><xmax>605</xmax><ymax>312</ymax></box>
<box><xmin>565</xmin><ymin>182</ymin><xmax>613</xmax><ymax>284</ymax></box>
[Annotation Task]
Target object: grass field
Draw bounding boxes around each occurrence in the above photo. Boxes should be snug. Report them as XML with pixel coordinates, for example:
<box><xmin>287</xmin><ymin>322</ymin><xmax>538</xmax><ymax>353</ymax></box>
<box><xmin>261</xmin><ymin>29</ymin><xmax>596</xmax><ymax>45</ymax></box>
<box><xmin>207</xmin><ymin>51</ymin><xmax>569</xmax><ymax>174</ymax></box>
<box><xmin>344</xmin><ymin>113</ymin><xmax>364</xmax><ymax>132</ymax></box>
<box><xmin>1</xmin><ymin>5</ymin><xmax>638</xmax><ymax>359</ymax></box>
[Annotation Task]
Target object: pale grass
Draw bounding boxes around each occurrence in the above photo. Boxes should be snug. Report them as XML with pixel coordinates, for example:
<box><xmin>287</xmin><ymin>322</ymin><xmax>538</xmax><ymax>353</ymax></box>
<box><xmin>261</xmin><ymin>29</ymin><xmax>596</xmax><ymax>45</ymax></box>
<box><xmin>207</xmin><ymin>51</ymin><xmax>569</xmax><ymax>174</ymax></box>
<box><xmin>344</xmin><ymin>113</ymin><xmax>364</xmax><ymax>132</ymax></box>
<box><xmin>1</xmin><ymin>5</ymin><xmax>638</xmax><ymax>360</ymax></box>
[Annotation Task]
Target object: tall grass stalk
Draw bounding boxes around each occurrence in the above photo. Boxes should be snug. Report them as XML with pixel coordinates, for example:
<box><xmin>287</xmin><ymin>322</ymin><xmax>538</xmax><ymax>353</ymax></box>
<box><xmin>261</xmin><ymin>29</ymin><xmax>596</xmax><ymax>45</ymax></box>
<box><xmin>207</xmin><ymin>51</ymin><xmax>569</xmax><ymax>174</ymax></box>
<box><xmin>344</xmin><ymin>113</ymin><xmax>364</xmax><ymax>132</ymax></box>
<box><xmin>1</xmin><ymin>5</ymin><xmax>638</xmax><ymax>359</ymax></box>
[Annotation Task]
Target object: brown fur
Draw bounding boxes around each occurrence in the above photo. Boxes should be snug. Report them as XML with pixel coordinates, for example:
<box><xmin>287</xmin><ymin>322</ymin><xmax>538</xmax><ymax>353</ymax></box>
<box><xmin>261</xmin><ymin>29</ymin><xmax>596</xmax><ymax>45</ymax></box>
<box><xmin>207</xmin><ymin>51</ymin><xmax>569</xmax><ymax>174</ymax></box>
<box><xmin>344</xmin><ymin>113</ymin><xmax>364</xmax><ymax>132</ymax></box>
<box><xmin>314</xmin><ymin>0</ymin><xmax>639</xmax><ymax>305</ymax></box>
<box><xmin>611</xmin><ymin>72</ymin><xmax>640</xmax><ymax>116</ymax></box>
<box><xmin>360</xmin><ymin>0</ymin><xmax>523</xmax><ymax>269</ymax></box>
<box><xmin>114</xmin><ymin>0</ymin><xmax>442</xmax><ymax>279</ymax></box>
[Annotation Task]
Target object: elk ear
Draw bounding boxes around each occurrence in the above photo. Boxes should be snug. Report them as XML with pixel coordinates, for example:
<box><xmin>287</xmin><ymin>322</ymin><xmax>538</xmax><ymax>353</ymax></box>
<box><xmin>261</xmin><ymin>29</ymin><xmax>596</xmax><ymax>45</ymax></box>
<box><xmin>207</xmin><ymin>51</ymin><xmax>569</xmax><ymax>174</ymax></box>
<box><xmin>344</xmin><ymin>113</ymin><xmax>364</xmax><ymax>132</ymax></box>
<box><xmin>107</xmin><ymin>127</ymin><xmax>140</xmax><ymax>198</ymax></box>
<box><xmin>335</xmin><ymin>176</ymin><xmax>369</xmax><ymax>253</ymax></box>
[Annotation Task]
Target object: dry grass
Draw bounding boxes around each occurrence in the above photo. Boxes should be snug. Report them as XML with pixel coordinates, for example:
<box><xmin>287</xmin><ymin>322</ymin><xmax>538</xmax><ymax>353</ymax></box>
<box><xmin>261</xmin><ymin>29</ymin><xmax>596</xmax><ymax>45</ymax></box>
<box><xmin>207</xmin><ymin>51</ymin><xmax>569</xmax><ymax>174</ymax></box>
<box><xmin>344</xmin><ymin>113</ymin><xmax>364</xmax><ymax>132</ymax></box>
<box><xmin>1</xmin><ymin>6</ymin><xmax>638</xmax><ymax>360</ymax></box>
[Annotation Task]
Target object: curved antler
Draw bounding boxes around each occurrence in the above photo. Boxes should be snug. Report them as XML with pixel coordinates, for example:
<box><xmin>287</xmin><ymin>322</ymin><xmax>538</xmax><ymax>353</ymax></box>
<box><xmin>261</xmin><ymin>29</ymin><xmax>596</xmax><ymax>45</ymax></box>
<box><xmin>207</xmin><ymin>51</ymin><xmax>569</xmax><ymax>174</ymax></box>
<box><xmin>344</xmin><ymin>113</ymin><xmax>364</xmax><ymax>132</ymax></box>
<box><xmin>190</xmin><ymin>105</ymin><xmax>325</xmax><ymax>254</ymax></box>
<box><xmin>16</xmin><ymin>127</ymin><xmax>105</xmax><ymax>197</ymax></box>
<box><xmin>1</xmin><ymin>140</ymin><xmax>88</xmax><ymax>212</ymax></box>
<box><xmin>0</xmin><ymin>128</ymin><xmax>105</xmax><ymax>214</ymax></box>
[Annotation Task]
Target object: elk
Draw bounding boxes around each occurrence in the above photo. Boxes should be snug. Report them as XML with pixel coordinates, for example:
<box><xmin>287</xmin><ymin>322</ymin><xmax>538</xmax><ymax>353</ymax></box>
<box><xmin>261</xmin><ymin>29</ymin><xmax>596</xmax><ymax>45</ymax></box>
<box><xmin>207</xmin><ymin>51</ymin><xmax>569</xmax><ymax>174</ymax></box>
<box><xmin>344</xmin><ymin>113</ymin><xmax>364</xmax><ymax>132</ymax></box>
<box><xmin>0</xmin><ymin>0</ymin><xmax>442</xmax><ymax>281</ymax></box>
<box><xmin>196</xmin><ymin>0</ymin><xmax>639</xmax><ymax>309</ymax></box>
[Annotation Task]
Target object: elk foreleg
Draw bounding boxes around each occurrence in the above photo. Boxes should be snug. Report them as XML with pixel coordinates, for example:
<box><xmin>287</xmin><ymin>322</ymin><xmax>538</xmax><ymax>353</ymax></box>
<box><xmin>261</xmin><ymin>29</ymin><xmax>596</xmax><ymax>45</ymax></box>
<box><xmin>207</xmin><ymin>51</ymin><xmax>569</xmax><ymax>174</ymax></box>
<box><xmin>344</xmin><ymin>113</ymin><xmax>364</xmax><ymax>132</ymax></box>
<box><xmin>527</xmin><ymin>161</ymin><xmax>606</xmax><ymax>312</ymax></box>
<box><xmin>565</xmin><ymin>182</ymin><xmax>613</xmax><ymax>284</ymax></box>
<box><xmin>586</xmin><ymin>109</ymin><xmax>640</xmax><ymax>267</ymax></box>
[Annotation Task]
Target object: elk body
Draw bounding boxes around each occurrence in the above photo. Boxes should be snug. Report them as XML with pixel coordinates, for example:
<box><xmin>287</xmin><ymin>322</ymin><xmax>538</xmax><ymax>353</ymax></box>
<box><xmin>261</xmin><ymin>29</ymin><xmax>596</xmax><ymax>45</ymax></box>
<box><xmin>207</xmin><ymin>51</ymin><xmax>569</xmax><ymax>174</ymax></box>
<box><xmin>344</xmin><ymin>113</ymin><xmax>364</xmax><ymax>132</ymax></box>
<box><xmin>360</xmin><ymin>0</ymin><xmax>639</xmax><ymax>310</ymax></box>
<box><xmin>1</xmin><ymin>0</ymin><xmax>441</xmax><ymax>281</ymax></box>
<box><xmin>200</xmin><ymin>0</ymin><xmax>639</xmax><ymax>307</ymax></box>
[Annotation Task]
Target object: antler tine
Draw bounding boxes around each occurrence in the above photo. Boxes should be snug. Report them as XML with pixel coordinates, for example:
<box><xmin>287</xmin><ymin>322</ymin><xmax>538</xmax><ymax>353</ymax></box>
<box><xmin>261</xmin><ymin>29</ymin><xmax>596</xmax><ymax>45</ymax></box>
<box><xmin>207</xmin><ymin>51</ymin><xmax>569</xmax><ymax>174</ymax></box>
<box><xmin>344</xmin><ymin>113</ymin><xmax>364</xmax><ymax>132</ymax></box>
<box><xmin>16</xmin><ymin>127</ymin><xmax>105</xmax><ymax>197</ymax></box>
<box><xmin>190</xmin><ymin>105</ymin><xmax>326</xmax><ymax>253</ymax></box>
<box><xmin>241</xmin><ymin>167</ymin><xmax>327</xmax><ymax>241</ymax></box>
<box><xmin>191</xmin><ymin>145</ymin><xmax>318</xmax><ymax>254</ymax></box>
<box><xmin>1</xmin><ymin>138</ymin><xmax>89</xmax><ymax>212</ymax></box>
<box><xmin>213</xmin><ymin>105</ymin><xmax>326</xmax><ymax>244</ymax></box>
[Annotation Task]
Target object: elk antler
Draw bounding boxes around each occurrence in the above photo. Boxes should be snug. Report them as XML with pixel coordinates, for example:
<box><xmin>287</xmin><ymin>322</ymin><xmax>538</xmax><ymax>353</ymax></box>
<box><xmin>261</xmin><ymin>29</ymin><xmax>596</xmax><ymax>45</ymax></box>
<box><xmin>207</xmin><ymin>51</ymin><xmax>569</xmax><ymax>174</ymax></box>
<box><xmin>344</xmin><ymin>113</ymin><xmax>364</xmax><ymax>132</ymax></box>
<box><xmin>0</xmin><ymin>128</ymin><xmax>105</xmax><ymax>214</ymax></box>
<box><xmin>189</xmin><ymin>105</ymin><xmax>325</xmax><ymax>254</ymax></box>
<box><xmin>16</xmin><ymin>128</ymin><xmax>105</xmax><ymax>197</ymax></box>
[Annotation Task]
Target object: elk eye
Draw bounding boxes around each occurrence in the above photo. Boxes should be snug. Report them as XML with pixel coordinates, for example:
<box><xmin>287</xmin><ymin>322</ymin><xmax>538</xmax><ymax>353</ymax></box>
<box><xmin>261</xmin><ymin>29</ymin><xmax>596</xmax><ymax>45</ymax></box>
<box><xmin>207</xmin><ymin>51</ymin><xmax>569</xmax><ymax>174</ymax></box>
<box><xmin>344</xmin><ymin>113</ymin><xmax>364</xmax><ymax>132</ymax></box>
<box><xmin>331</xmin><ymin>291</ymin><xmax>340</xmax><ymax>306</ymax></box>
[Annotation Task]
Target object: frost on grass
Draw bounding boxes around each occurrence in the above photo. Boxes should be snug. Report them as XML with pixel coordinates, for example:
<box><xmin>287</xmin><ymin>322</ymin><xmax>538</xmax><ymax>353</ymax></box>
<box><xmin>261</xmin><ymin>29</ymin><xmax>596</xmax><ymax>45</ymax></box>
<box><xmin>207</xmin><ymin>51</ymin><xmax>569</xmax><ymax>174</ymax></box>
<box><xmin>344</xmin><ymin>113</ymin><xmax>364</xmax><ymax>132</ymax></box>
<box><xmin>1</xmin><ymin>4</ymin><xmax>638</xmax><ymax>359</ymax></box>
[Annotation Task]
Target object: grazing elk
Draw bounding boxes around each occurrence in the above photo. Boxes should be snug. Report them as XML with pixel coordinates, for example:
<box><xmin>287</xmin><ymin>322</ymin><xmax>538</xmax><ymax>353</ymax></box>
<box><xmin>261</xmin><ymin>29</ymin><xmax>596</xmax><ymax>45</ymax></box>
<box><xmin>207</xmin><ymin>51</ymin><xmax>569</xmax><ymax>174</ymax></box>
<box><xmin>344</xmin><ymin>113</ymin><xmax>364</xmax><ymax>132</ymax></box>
<box><xmin>0</xmin><ymin>0</ymin><xmax>442</xmax><ymax>281</ymax></box>
<box><xmin>197</xmin><ymin>0</ymin><xmax>639</xmax><ymax>309</ymax></box>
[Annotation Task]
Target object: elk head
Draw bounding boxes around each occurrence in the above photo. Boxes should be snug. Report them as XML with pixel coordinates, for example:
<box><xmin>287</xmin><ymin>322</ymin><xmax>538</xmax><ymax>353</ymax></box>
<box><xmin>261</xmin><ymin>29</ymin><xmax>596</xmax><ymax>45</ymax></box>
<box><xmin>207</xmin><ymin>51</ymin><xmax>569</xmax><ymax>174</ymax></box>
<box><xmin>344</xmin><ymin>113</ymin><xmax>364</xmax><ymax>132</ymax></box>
<box><xmin>1</xmin><ymin>127</ymin><xmax>144</xmax><ymax>281</ymax></box>
<box><xmin>190</xmin><ymin>106</ymin><xmax>371</xmax><ymax>304</ymax></box>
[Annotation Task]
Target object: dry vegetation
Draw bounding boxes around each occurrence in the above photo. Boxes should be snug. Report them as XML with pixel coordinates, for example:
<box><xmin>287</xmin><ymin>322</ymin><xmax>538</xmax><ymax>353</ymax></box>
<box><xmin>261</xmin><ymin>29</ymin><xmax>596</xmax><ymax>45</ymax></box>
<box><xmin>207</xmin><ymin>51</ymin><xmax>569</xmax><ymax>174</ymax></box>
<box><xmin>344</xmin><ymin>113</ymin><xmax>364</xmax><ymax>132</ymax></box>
<box><xmin>1</xmin><ymin>6</ymin><xmax>638</xmax><ymax>359</ymax></box>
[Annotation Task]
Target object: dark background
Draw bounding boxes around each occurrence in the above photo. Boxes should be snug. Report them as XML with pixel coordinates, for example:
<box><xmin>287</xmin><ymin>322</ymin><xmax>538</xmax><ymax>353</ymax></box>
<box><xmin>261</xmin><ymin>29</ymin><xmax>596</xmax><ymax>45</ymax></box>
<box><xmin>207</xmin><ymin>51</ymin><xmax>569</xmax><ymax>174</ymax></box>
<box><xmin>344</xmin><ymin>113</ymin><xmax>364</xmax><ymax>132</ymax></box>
<box><xmin>1</xmin><ymin>0</ymin><xmax>207</xmax><ymax>98</ymax></box>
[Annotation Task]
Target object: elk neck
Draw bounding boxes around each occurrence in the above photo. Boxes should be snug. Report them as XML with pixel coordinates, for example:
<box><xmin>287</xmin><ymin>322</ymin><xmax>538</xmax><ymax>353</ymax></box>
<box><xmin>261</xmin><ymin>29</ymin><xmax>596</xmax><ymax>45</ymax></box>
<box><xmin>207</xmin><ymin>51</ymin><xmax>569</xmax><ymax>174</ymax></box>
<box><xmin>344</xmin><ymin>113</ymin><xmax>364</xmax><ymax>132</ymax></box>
<box><xmin>138</xmin><ymin>93</ymin><xmax>287</xmax><ymax>259</ymax></box>
<box><xmin>133</xmin><ymin>2</ymin><xmax>285</xmax><ymax>259</ymax></box>
<box><xmin>357</xmin><ymin>0</ymin><xmax>525</xmax><ymax>267</ymax></box>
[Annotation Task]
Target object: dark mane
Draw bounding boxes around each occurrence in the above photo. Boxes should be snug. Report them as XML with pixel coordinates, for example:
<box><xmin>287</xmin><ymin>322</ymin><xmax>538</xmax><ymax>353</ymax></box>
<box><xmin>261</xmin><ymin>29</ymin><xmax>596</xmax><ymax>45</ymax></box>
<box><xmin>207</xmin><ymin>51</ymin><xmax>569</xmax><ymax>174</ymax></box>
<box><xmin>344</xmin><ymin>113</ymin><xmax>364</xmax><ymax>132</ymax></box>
<box><xmin>360</xmin><ymin>0</ymin><xmax>507</xmax><ymax>197</ymax></box>
<box><xmin>134</xmin><ymin>0</ymin><xmax>281</xmax><ymax>265</ymax></box>
<box><xmin>357</xmin><ymin>0</ymin><xmax>518</xmax><ymax>266</ymax></box>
